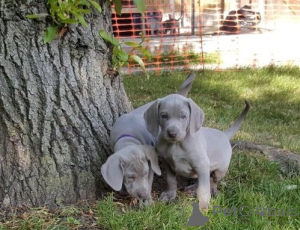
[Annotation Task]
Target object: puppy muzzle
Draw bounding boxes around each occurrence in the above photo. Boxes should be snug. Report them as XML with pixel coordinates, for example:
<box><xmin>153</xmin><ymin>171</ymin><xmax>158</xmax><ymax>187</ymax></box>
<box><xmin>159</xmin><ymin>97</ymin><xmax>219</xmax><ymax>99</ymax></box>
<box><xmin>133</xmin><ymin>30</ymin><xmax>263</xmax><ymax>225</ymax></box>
<box><xmin>165</xmin><ymin>127</ymin><xmax>184</xmax><ymax>142</ymax></box>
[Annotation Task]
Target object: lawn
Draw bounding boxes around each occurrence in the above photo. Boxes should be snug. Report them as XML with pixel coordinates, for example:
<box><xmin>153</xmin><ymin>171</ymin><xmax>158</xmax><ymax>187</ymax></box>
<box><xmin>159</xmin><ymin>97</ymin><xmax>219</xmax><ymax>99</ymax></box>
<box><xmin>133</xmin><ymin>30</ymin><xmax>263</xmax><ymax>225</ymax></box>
<box><xmin>1</xmin><ymin>66</ymin><xmax>300</xmax><ymax>229</ymax></box>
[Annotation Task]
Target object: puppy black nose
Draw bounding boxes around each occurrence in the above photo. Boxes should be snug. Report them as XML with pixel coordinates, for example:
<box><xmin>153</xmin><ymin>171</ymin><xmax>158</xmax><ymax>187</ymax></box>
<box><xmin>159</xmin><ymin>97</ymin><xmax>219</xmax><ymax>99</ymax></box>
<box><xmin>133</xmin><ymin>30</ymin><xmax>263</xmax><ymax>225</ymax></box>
<box><xmin>167</xmin><ymin>130</ymin><xmax>177</xmax><ymax>138</ymax></box>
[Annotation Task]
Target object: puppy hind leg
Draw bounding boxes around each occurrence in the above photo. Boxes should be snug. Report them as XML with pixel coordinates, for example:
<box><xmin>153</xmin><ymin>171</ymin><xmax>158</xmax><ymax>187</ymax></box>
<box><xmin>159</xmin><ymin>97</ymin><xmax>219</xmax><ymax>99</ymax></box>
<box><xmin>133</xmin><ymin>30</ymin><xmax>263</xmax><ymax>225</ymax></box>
<box><xmin>210</xmin><ymin>171</ymin><xmax>218</xmax><ymax>197</ymax></box>
<box><xmin>210</xmin><ymin>170</ymin><xmax>227</xmax><ymax>197</ymax></box>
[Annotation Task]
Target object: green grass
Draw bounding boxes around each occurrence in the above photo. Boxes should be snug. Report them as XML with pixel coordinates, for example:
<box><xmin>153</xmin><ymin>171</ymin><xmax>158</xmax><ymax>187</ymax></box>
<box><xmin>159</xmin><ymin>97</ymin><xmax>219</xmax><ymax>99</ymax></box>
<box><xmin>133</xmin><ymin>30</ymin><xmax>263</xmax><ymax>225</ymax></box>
<box><xmin>124</xmin><ymin>66</ymin><xmax>300</xmax><ymax>153</ymax></box>
<box><xmin>96</xmin><ymin>152</ymin><xmax>300</xmax><ymax>230</ymax></box>
<box><xmin>1</xmin><ymin>66</ymin><xmax>300</xmax><ymax>229</ymax></box>
<box><xmin>129</xmin><ymin>51</ymin><xmax>220</xmax><ymax>68</ymax></box>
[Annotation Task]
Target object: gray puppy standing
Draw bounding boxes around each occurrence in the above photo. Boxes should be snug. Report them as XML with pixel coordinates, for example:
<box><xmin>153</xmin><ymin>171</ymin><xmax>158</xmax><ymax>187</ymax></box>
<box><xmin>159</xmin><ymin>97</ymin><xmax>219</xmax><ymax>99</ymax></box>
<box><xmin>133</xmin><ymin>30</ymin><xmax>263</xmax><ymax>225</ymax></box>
<box><xmin>144</xmin><ymin>94</ymin><xmax>250</xmax><ymax>209</ymax></box>
<box><xmin>101</xmin><ymin>74</ymin><xmax>196</xmax><ymax>205</ymax></box>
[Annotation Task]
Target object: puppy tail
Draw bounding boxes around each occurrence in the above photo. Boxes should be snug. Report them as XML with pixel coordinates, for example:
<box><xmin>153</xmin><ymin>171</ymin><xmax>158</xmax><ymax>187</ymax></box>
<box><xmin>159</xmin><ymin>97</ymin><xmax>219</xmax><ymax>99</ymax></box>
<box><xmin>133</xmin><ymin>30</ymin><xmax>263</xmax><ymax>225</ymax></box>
<box><xmin>225</xmin><ymin>100</ymin><xmax>250</xmax><ymax>140</ymax></box>
<box><xmin>176</xmin><ymin>73</ymin><xmax>196</xmax><ymax>97</ymax></box>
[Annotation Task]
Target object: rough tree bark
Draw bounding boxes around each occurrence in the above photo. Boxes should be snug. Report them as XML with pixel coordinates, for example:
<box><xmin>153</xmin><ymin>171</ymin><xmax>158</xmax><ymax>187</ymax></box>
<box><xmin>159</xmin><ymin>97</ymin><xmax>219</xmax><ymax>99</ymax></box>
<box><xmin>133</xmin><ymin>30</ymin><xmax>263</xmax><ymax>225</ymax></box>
<box><xmin>0</xmin><ymin>0</ymin><xmax>132</xmax><ymax>208</ymax></box>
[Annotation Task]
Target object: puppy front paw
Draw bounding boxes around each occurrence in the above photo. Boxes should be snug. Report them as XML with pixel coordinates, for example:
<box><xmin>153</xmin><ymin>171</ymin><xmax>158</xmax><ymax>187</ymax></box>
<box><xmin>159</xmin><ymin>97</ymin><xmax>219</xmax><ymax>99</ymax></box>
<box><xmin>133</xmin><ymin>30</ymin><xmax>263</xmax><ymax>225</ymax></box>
<box><xmin>139</xmin><ymin>197</ymin><xmax>153</xmax><ymax>206</ymax></box>
<box><xmin>159</xmin><ymin>190</ymin><xmax>177</xmax><ymax>201</ymax></box>
<box><xmin>199</xmin><ymin>201</ymin><xmax>209</xmax><ymax>210</ymax></box>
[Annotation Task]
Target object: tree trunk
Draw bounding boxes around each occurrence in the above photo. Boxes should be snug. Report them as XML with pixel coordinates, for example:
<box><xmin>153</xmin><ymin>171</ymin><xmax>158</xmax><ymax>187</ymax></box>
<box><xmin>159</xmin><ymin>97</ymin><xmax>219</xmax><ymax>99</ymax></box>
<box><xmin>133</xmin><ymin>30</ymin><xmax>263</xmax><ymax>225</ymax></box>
<box><xmin>0</xmin><ymin>0</ymin><xmax>132</xmax><ymax>208</ymax></box>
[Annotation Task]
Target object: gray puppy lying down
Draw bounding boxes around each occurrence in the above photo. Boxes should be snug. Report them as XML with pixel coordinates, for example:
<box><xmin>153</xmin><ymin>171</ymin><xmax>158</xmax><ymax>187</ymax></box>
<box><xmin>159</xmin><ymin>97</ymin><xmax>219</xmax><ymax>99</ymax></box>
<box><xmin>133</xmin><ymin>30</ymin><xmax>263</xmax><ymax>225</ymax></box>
<box><xmin>101</xmin><ymin>74</ymin><xmax>196</xmax><ymax>205</ymax></box>
<box><xmin>144</xmin><ymin>94</ymin><xmax>250</xmax><ymax>209</ymax></box>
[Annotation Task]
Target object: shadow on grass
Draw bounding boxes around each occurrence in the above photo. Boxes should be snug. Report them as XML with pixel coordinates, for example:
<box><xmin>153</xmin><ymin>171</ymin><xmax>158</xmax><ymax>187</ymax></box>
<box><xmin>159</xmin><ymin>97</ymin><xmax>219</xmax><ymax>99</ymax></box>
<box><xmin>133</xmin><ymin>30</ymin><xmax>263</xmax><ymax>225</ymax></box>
<box><xmin>124</xmin><ymin>66</ymin><xmax>300</xmax><ymax>152</ymax></box>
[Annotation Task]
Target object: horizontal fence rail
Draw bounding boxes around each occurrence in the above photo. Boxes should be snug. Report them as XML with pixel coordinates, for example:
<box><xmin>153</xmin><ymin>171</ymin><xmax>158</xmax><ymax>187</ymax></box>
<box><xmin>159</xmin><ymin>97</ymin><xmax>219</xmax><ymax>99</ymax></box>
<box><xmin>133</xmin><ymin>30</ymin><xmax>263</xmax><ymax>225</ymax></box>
<box><xmin>112</xmin><ymin>0</ymin><xmax>300</xmax><ymax>74</ymax></box>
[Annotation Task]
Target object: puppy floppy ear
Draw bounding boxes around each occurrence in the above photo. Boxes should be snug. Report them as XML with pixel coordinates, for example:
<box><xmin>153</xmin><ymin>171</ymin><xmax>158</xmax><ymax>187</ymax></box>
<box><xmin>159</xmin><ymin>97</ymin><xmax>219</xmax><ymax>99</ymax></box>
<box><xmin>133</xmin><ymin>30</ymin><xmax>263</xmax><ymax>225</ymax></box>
<box><xmin>101</xmin><ymin>155</ymin><xmax>124</xmax><ymax>191</ymax></box>
<box><xmin>188</xmin><ymin>99</ymin><xmax>205</xmax><ymax>135</ymax></box>
<box><xmin>143</xmin><ymin>146</ymin><xmax>161</xmax><ymax>176</ymax></box>
<box><xmin>144</xmin><ymin>100</ymin><xmax>160</xmax><ymax>137</ymax></box>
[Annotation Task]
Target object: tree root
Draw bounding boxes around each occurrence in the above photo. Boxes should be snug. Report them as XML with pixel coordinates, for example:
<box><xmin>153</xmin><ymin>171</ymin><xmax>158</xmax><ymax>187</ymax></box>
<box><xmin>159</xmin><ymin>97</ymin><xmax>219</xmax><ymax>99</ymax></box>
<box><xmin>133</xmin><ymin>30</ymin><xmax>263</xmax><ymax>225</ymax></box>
<box><xmin>231</xmin><ymin>141</ymin><xmax>300</xmax><ymax>176</ymax></box>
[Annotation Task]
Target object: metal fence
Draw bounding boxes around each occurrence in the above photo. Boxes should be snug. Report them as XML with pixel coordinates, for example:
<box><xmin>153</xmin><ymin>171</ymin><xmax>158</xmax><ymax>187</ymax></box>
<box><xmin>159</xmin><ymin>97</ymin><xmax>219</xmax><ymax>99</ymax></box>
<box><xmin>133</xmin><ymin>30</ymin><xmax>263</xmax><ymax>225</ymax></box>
<box><xmin>112</xmin><ymin>0</ymin><xmax>300</xmax><ymax>74</ymax></box>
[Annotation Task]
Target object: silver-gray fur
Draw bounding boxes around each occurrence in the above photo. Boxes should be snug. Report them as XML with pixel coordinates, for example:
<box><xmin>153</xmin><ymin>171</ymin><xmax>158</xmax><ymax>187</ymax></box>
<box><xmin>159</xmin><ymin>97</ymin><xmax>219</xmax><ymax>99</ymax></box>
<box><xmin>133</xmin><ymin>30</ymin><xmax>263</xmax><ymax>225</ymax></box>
<box><xmin>101</xmin><ymin>74</ymin><xmax>196</xmax><ymax>205</ymax></box>
<box><xmin>144</xmin><ymin>95</ymin><xmax>250</xmax><ymax>209</ymax></box>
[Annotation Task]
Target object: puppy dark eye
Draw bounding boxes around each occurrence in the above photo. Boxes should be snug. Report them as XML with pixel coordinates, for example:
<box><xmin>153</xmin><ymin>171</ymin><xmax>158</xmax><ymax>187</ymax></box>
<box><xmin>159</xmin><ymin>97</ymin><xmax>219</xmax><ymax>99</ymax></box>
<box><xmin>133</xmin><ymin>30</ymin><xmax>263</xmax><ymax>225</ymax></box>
<box><xmin>161</xmin><ymin>114</ymin><xmax>168</xmax><ymax>119</ymax></box>
<box><xmin>180</xmin><ymin>115</ymin><xmax>187</xmax><ymax>119</ymax></box>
